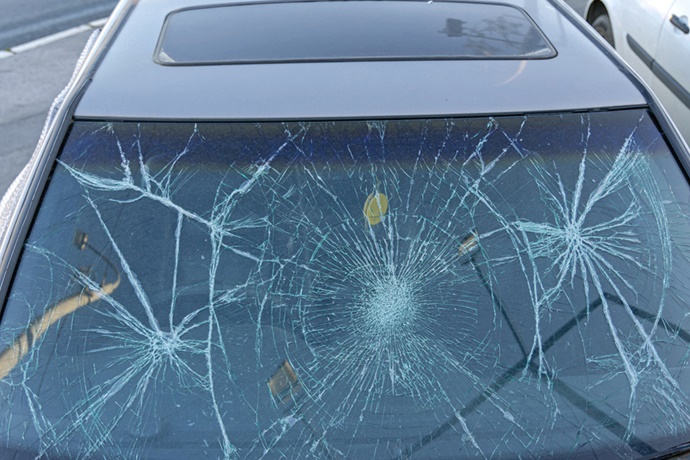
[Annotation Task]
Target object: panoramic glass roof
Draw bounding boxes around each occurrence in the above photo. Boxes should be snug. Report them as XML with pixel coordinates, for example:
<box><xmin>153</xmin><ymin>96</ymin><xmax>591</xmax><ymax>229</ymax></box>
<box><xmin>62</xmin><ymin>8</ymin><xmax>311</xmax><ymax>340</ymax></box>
<box><xmin>156</xmin><ymin>1</ymin><xmax>556</xmax><ymax>64</ymax></box>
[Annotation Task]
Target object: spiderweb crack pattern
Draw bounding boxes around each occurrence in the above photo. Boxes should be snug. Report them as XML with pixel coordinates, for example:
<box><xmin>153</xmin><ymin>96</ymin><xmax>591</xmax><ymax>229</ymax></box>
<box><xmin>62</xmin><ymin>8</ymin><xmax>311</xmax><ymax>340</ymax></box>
<box><xmin>1</xmin><ymin>112</ymin><xmax>689</xmax><ymax>458</ymax></box>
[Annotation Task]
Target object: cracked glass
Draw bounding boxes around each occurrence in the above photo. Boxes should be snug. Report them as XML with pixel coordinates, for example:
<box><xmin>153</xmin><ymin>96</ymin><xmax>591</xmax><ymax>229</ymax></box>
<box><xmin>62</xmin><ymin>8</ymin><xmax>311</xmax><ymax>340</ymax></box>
<box><xmin>1</xmin><ymin>109</ymin><xmax>690</xmax><ymax>458</ymax></box>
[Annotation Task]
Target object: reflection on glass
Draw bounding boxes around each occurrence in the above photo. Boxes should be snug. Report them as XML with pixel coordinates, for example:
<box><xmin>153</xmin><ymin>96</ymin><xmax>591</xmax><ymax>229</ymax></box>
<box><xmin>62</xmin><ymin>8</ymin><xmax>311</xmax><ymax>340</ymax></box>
<box><xmin>157</xmin><ymin>1</ymin><xmax>555</xmax><ymax>64</ymax></box>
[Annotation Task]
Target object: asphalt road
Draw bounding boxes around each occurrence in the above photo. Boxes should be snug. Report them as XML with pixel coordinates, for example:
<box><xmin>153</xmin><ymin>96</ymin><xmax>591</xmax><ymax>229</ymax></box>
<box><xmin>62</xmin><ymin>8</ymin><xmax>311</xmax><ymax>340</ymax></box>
<box><xmin>0</xmin><ymin>0</ymin><xmax>118</xmax><ymax>198</ymax></box>
<box><xmin>0</xmin><ymin>0</ymin><xmax>117</xmax><ymax>50</ymax></box>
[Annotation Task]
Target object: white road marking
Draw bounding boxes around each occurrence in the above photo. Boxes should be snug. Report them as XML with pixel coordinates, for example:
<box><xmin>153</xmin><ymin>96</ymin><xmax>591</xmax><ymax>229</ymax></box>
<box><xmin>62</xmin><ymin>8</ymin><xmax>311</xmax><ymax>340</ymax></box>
<box><xmin>0</xmin><ymin>17</ymin><xmax>108</xmax><ymax>59</ymax></box>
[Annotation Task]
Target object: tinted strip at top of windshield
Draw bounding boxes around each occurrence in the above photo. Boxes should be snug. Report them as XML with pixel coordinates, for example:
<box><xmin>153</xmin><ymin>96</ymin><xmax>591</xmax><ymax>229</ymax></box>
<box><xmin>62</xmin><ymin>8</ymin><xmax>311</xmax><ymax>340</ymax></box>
<box><xmin>154</xmin><ymin>0</ymin><xmax>556</xmax><ymax>65</ymax></box>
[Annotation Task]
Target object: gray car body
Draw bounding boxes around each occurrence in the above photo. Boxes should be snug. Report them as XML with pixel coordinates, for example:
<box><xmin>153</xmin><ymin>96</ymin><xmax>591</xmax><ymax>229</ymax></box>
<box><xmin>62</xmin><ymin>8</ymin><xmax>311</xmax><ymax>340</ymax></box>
<box><xmin>79</xmin><ymin>0</ymin><xmax>643</xmax><ymax>121</ymax></box>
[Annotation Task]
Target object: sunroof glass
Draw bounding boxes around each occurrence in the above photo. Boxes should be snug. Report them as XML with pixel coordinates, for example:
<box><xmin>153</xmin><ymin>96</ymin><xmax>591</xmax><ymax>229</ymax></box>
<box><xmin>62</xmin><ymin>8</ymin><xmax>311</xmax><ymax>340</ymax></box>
<box><xmin>156</xmin><ymin>1</ymin><xmax>556</xmax><ymax>65</ymax></box>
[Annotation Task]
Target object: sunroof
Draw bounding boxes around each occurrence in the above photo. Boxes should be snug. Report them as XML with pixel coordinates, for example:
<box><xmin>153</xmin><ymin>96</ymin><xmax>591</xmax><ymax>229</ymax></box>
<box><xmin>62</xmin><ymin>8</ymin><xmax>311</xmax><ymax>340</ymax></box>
<box><xmin>156</xmin><ymin>1</ymin><xmax>556</xmax><ymax>65</ymax></box>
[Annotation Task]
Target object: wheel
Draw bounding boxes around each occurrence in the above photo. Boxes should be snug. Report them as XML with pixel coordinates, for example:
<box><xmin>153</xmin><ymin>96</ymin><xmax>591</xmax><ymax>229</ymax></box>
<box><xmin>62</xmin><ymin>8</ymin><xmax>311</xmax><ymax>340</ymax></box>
<box><xmin>590</xmin><ymin>11</ymin><xmax>615</xmax><ymax>47</ymax></box>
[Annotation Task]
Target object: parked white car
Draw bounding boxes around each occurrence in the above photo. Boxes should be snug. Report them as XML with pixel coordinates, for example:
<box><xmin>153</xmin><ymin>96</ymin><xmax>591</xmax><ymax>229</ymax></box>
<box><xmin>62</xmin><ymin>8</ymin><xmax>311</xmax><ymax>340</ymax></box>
<box><xmin>585</xmin><ymin>0</ymin><xmax>690</xmax><ymax>143</ymax></box>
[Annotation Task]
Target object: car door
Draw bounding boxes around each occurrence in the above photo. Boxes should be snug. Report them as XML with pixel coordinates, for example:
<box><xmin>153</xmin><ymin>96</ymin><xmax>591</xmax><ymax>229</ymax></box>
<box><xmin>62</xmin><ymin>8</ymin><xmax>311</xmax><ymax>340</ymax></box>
<box><xmin>614</xmin><ymin>0</ymin><xmax>674</xmax><ymax>83</ymax></box>
<box><xmin>652</xmin><ymin>0</ymin><xmax>690</xmax><ymax>144</ymax></box>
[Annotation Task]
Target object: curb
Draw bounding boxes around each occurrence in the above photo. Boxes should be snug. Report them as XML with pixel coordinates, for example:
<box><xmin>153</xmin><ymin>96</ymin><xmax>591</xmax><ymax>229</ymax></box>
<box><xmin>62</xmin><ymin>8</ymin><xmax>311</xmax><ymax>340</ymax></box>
<box><xmin>0</xmin><ymin>18</ymin><xmax>108</xmax><ymax>60</ymax></box>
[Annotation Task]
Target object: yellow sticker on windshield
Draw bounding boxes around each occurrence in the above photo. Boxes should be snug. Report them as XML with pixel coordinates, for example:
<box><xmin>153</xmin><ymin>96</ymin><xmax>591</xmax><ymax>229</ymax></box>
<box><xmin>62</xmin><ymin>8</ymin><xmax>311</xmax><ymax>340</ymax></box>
<box><xmin>364</xmin><ymin>191</ymin><xmax>388</xmax><ymax>226</ymax></box>
<box><xmin>458</xmin><ymin>231</ymin><xmax>479</xmax><ymax>258</ymax></box>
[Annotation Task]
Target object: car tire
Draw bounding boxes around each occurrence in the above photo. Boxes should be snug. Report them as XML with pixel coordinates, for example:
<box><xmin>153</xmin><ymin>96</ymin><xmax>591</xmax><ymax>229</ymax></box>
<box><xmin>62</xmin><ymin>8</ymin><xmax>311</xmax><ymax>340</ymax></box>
<box><xmin>590</xmin><ymin>11</ymin><xmax>615</xmax><ymax>48</ymax></box>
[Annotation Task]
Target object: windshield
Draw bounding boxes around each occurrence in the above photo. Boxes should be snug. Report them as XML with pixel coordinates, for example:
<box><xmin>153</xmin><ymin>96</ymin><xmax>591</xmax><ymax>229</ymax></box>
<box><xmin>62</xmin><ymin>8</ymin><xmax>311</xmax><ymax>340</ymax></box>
<box><xmin>1</xmin><ymin>110</ymin><xmax>690</xmax><ymax>458</ymax></box>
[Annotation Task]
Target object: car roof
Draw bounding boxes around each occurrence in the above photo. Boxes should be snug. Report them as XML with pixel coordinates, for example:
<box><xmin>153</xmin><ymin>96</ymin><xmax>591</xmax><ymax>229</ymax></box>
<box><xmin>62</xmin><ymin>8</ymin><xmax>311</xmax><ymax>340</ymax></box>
<box><xmin>74</xmin><ymin>0</ymin><xmax>646</xmax><ymax>121</ymax></box>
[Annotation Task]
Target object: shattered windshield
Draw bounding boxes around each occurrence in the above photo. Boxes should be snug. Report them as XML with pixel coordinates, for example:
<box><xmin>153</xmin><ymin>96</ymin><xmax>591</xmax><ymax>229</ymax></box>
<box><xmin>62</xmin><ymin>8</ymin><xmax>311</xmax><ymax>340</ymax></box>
<box><xmin>2</xmin><ymin>110</ymin><xmax>690</xmax><ymax>458</ymax></box>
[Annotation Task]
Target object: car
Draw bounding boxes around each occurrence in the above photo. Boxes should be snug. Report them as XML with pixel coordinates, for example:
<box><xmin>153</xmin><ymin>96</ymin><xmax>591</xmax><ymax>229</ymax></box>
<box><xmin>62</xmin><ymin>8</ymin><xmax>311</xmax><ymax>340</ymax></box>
<box><xmin>1</xmin><ymin>0</ymin><xmax>690</xmax><ymax>458</ymax></box>
<box><xmin>584</xmin><ymin>0</ymin><xmax>690</xmax><ymax>144</ymax></box>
